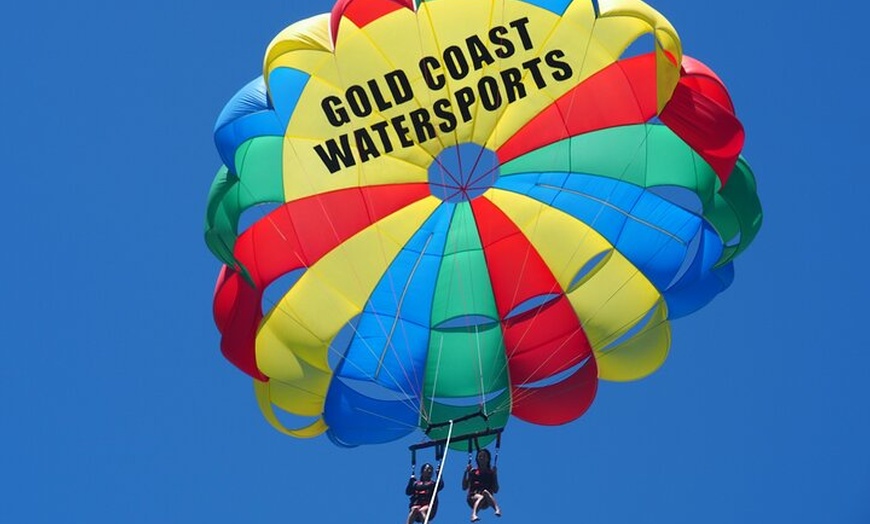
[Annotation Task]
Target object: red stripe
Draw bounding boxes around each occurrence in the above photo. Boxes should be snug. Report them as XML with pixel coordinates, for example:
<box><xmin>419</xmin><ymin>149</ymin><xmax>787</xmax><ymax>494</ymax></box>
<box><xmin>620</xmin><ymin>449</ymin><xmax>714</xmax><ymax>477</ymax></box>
<box><xmin>502</xmin><ymin>299</ymin><xmax>592</xmax><ymax>382</ymax></box>
<box><xmin>497</xmin><ymin>54</ymin><xmax>658</xmax><ymax>163</ymax></box>
<box><xmin>214</xmin><ymin>183</ymin><xmax>430</xmax><ymax>378</ymax></box>
<box><xmin>496</xmin><ymin>51</ymin><xmax>743</xmax><ymax>185</ymax></box>
<box><xmin>470</xmin><ymin>197</ymin><xmax>558</xmax><ymax>318</ymax></box>
<box><xmin>511</xmin><ymin>357</ymin><xmax>598</xmax><ymax>426</ymax></box>
<box><xmin>331</xmin><ymin>0</ymin><xmax>416</xmax><ymax>44</ymax></box>
<box><xmin>660</xmin><ymin>55</ymin><xmax>744</xmax><ymax>185</ymax></box>
<box><xmin>471</xmin><ymin>197</ymin><xmax>593</xmax><ymax>382</ymax></box>
<box><xmin>213</xmin><ymin>266</ymin><xmax>266</xmax><ymax>380</ymax></box>
<box><xmin>678</xmin><ymin>56</ymin><xmax>735</xmax><ymax>112</ymax></box>
<box><xmin>236</xmin><ymin>184</ymin><xmax>430</xmax><ymax>287</ymax></box>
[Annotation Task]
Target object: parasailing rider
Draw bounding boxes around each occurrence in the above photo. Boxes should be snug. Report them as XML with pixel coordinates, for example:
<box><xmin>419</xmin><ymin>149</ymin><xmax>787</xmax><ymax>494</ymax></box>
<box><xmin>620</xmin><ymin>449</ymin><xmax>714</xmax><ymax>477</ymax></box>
<box><xmin>406</xmin><ymin>463</ymin><xmax>444</xmax><ymax>523</ymax></box>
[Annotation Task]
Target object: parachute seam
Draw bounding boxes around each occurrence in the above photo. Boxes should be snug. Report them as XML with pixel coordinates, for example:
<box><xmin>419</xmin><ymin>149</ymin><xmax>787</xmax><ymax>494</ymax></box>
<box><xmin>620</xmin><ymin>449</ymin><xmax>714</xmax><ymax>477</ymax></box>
<box><xmin>503</xmin><ymin>327</ymin><xmax>589</xmax><ymax>408</ymax></box>
<box><xmin>261</xmin><ymin>139</ymin><xmax>426</xmax><ymax>417</ymax></box>
<box><xmin>374</xmin><ymin>233</ymin><xmax>433</xmax><ymax>394</ymax></box>
<box><xmin>422</xmin><ymin>205</ymin><xmax>456</xmax><ymax>427</ymax></box>
<box><xmin>474</xmin><ymin>11</ymin><xmax>613</xmax><ymax>402</ymax></box>
<box><xmin>476</xmin><ymin>191</ymin><xmax>588</xmax><ymax>402</ymax></box>
<box><xmin>460</xmin><ymin>1</ymin><xmax>502</xmax><ymax>177</ymax></box>
<box><xmin>413</xmin><ymin>0</ymin><xmax>455</xmax><ymax>155</ymax></box>
<box><xmin>306</xmin><ymin>187</ymin><xmax>424</xmax><ymax>413</ymax></box>
<box><xmin>504</xmin><ymin>353</ymin><xmax>597</xmax><ymax>418</ymax></box>
<box><xmin>475</xmin><ymin>325</ymin><xmax>487</xmax><ymax>415</ymax></box>
<box><xmin>284</xmin><ymin>134</ymin><xmax>432</xmax><ymax>187</ymax></box>
<box><xmin>537</xmin><ymin>183</ymin><xmax>686</xmax><ymax>244</ymax></box>
<box><xmin>537</xmin><ymin>149</ymin><xmax>682</xmax><ymax>328</ymax></box>
<box><xmin>425</xmin><ymin>335</ymin><xmax>445</xmax><ymax>426</ymax></box>
<box><xmin>342</xmin><ymin>9</ymin><xmax>441</xmax><ymax>167</ymax></box>
<box><xmin>416</xmin><ymin>0</ymin><xmax>467</xmax><ymax>159</ymax></box>
<box><xmin>480</xmin><ymin>186</ymin><xmax>663</xmax><ymax>384</ymax></box>
<box><xmin>459</xmin><ymin>203</ymin><xmax>498</xmax><ymax>417</ymax></box>
<box><xmin>483</xmin><ymin>0</ymin><xmax>597</xmax><ymax>153</ymax></box>
<box><xmin>351</xmin><ymin>407</ymin><xmax>422</xmax><ymax>430</ymax></box>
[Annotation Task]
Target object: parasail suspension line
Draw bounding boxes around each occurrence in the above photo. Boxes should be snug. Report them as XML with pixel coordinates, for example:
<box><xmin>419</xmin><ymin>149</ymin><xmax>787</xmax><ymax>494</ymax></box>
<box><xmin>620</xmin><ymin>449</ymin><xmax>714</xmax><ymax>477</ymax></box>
<box><xmin>423</xmin><ymin>419</ymin><xmax>453</xmax><ymax>524</ymax></box>
<box><xmin>474</xmin><ymin>325</ymin><xmax>488</xmax><ymax>418</ymax></box>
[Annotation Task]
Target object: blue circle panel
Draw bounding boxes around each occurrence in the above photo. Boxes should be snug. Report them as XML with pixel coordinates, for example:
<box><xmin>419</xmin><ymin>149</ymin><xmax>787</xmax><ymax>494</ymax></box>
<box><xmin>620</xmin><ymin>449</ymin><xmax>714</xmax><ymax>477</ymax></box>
<box><xmin>428</xmin><ymin>143</ymin><xmax>501</xmax><ymax>202</ymax></box>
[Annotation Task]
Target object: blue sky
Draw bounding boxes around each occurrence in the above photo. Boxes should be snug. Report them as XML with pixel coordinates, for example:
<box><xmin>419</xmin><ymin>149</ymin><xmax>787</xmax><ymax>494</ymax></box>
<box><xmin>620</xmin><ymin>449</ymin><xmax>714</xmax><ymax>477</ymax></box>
<box><xmin>3</xmin><ymin>1</ymin><xmax>868</xmax><ymax>523</ymax></box>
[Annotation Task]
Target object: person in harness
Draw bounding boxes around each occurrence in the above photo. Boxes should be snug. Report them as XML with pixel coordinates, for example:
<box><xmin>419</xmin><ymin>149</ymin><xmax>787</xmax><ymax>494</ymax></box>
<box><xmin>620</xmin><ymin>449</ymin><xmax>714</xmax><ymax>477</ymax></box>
<box><xmin>462</xmin><ymin>448</ymin><xmax>502</xmax><ymax>522</ymax></box>
<box><xmin>405</xmin><ymin>463</ymin><xmax>443</xmax><ymax>523</ymax></box>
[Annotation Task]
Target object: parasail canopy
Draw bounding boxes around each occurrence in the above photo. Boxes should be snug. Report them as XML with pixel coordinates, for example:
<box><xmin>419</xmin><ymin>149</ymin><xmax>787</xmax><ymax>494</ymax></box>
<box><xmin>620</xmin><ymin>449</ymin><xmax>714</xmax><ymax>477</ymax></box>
<box><xmin>205</xmin><ymin>0</ymin><xmax>762</xmax><ymax>448</ymax></box>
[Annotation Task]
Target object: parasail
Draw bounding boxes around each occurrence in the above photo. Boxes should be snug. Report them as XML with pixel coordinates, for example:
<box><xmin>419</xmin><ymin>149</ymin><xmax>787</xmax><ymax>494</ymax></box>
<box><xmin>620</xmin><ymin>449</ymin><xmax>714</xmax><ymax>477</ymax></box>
<box><xmin>205</xmin><ymin>0</ymin><xmax>762</xmax><ymax>448</ymax></box>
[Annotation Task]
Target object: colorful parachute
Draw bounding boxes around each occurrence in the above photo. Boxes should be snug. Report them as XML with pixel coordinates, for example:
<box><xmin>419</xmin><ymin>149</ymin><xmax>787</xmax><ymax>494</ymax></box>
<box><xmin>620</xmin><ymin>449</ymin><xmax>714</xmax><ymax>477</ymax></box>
<box><xmin>205</xmin><ymin>0</ymin><xmax>762</xmax><ymax>447</ymax></box>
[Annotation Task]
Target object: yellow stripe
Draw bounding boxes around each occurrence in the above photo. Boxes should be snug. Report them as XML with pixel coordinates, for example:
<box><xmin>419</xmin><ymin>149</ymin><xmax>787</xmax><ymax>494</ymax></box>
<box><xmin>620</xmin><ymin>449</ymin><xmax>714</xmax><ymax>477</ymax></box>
<box><xmin>254</xmin><ymin>379</ymin><xmax>328</xmax><ymax>438</ymax></box>
<box><xmin>281</xmin><ymin>134</ymin><xmax>430</xmax><ymax>203</ymax></box>
<box><xmin>484</xmin><ymin>189</ymin><xmax>667</xmax><ymax>380</ymax></box>
<box><xmin>276</xmin><ymin>10</ymin><xmax>435</xmax><ymax>202</ymax></box>
<box><xmin>596</xmin><ymin>301</ymin><xmax>670</xmax><ymax>381</ymax></box>
<box><xmin>255</xmin><ymin>196</ymin><xmax>440</xmax><ymax>416</ymax></box>
<box><xmin>597</xmin><ymin>0</ymin><xmax>682</xmax><ymax>111</ymax></box>
<box><xmin>265</xmin><ymin>14</ymin><xmax>333</xmax><ymax>71</ymax></box>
